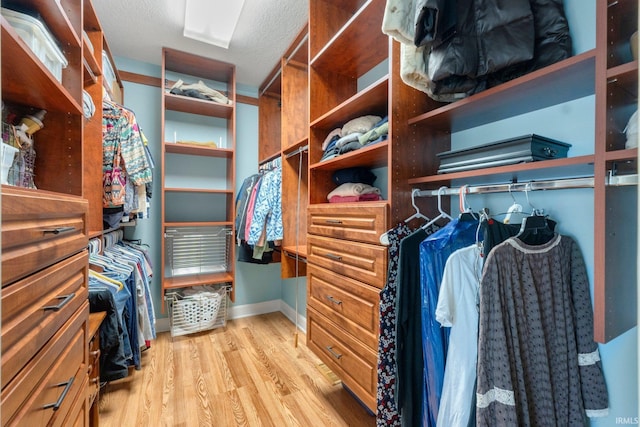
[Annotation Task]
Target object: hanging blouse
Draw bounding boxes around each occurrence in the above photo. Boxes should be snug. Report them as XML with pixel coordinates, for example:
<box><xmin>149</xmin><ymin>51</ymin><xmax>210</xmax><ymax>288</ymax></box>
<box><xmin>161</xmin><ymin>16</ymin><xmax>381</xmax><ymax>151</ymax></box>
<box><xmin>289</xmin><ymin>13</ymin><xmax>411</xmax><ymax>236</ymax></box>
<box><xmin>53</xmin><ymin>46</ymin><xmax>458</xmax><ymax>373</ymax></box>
<box><xmin>103</xmin><ymin>101</ymin><xmax>153</xmax><ymax>187</ymax></box>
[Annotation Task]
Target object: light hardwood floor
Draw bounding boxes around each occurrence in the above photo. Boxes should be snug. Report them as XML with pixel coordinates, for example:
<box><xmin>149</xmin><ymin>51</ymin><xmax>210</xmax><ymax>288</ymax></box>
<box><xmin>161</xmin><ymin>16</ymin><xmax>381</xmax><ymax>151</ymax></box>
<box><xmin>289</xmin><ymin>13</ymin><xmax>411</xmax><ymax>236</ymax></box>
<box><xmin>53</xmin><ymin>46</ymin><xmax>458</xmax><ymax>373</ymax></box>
<box><xmin>98</xmin><ymin>312</ymin><xmax>376</xmax><ymax>426</ymax></box>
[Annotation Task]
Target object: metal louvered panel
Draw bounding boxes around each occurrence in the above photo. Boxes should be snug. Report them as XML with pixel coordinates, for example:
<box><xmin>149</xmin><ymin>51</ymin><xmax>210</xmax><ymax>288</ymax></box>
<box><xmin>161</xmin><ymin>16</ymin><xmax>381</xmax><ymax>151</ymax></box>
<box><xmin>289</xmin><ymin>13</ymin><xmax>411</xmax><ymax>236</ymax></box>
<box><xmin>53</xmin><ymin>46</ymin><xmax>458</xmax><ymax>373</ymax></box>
<box><xmin>165</xmin><ymin>226</ymin><xmax>231</xmax><ymax>277</ymax></box>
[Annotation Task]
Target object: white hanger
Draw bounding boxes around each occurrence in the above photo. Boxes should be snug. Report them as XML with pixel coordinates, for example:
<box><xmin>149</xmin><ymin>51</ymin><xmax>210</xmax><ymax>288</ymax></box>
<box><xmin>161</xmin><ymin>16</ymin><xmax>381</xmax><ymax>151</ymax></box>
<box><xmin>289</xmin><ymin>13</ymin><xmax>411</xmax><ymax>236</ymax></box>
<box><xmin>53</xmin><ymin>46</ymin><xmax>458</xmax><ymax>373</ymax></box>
<box><xmin>421</xmin><ymin>186</ymin><xmax>453</xmax><ymax>230</ymax></box>
<box><xmin>504</xmin><ymin>183</ymin><xmax>523</xmax><ymax>224</ymax></box>
<box><xmin>379</xmin><ymin>189</ymin><xmax>430</xmax><ymax>245</ymax></box>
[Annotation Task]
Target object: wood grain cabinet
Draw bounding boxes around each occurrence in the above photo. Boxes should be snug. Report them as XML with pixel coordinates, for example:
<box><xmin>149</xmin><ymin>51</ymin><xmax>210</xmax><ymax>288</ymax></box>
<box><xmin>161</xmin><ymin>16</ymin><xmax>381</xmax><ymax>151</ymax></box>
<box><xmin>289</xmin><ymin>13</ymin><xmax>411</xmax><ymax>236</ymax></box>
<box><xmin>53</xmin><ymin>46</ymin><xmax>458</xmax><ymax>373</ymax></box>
<box><xmin>1</xmin><ymin>0</ymin><xmax>119</xmax><ymax>424</ymax></box>
<box><xmin>304</xmin><ymin>0</ymin><xmax>428</xmax><ymax>411</ymax></box>
<box><xmin>1</xmin><ymin>189</ymin><xmax>89</xmax><ymax>427</ymax></box>
<box><xmin>306</xmin><ymin>202</ymin><xmax>388</xmax><ymax>411</ymax></box>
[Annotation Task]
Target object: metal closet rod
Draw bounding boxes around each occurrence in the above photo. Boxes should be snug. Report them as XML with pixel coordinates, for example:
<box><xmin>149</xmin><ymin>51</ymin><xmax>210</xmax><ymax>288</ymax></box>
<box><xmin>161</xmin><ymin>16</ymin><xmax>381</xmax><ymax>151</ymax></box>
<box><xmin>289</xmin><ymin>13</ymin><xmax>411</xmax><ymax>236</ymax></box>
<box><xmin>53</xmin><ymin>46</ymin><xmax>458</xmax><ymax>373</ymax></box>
<box><xmin>259</xmin><ymin>33</ymin><xmax>309</xmax><ymax>98</ymax></box>
<box><xmin>285</xmin><ymin>144</ymin><xmax>309</xmax><ymax>159</ymax></box>
<box><xmin>414</xmin><ymin>173</ymin><xmax>638</xmax><ymax>197</ymax></box>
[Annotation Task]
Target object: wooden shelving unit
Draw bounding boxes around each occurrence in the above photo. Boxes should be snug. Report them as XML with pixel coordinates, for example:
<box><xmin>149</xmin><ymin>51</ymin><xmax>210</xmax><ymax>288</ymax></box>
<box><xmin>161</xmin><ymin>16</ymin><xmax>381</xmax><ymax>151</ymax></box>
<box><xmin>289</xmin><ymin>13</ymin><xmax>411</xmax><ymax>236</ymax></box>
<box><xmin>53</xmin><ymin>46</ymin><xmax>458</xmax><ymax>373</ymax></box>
<box><xmin>160</xmin><ymin>47</ymin><xmax>237</xmax><ymax>301</ymax></box>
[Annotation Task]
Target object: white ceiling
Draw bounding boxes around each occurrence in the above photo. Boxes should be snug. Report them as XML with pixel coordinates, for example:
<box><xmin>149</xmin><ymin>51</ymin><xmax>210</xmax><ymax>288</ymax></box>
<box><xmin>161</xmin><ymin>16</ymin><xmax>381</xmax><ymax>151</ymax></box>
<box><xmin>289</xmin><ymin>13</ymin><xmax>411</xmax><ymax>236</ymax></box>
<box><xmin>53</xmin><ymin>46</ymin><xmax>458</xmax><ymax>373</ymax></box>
<box><xmin>93</xmin><ymin>0</ymin><xmax>309</xmax><ymax>89</ymax></box>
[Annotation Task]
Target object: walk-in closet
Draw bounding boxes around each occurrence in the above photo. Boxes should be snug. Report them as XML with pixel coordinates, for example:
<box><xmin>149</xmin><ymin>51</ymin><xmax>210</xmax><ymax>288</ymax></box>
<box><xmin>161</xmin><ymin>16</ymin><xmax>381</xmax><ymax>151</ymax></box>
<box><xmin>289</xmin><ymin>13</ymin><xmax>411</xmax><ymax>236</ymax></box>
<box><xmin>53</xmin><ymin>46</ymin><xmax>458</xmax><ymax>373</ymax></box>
<box><xmin>0</xmin><ymin>0</ymin><xmax>637</xmax><ymax>426</ymax></box>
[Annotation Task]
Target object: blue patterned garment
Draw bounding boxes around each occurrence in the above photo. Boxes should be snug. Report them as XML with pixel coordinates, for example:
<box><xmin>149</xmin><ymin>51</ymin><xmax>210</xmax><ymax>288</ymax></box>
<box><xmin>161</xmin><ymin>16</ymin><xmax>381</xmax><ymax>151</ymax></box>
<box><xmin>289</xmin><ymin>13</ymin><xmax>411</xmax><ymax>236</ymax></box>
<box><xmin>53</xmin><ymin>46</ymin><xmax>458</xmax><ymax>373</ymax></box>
<box><xmin>247</xmin><ymin>166</ymin><xmax>283</xmax><ymax>245</ymax></box>
<box><xmin>377</xmin><ymin>223</ymin><xmax>413</xmax><ymax>426</ymax></box>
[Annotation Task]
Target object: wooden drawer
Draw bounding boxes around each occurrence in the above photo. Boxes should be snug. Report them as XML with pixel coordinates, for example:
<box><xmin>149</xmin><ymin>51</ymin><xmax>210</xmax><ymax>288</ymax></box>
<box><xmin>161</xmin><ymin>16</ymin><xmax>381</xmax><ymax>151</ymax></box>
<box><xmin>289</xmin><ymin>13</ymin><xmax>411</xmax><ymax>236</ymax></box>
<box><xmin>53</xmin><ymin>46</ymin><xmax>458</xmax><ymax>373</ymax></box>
<box><xmin>63</xmin><ymin>375</ymin><xmax>89</xmax><ymax>427</ymax></box>
<box><xmin>2</xmin><ymin>187</ymin><xmax>88</xmax><ymax>286</ymax></box>
<box><xmin>307</xmin><ymin>264</ymin><xmax>379</xmax><ymax>350</ymax></box>
<box><xmin>307</xmin><ymin>234</ymin><xmax>387</xmax><ymax>288</ymax></box>
<box><xmin>307</xmin><ymin>308</ymin><xmax>377</xmax><ymax>412</ymax></box>
<box><xmin>1</xmin><ymin>251</ymin><xmax>89</xmax><ymax>389</ymax></box>
<box><xmin>2</xmin><ymin>302</ymin><xmax>89</xmax><ymax>427</ymax></box>
<box><xmin>307</xmin><ymin>202</ymin><xmax>387</xmax><ymax>244</ymax></box>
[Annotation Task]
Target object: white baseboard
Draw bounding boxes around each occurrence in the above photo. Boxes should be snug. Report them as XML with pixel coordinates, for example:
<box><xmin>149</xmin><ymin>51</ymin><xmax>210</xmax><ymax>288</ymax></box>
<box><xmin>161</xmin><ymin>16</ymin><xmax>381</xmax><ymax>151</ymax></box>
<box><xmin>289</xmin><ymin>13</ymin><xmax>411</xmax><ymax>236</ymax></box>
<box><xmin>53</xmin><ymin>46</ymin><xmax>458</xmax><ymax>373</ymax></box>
<box><xmin>155</xmin><ymin>299</ymin><xmax>306</xmax><ymax>334</ymax></box>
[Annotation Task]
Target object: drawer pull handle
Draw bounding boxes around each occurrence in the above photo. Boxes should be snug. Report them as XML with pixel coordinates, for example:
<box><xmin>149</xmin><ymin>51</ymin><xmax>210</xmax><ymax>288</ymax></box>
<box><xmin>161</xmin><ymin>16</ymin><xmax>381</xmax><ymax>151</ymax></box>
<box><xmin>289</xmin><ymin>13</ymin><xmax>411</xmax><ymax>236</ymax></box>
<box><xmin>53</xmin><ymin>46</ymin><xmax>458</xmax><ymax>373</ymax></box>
<box><xmin>326</xmin><ymin>346</ymin><xmax>342</xmax><ymax>360</ymax></box>
<box><xmin>43</xmin><ymin>376</ymin><xmax>74</xmax><ymax>411</ymax></box>
<box><xmin>326</xmin><ymin>295</ymin><xmax>343</xmax><ymax>305</ymax></box>
<box><xmin>90</xmin><ymin>349</ymin><xmax>101</xmax><ymax>358</ymax></box>
<box><xmin>43</xmin><ymin>226</ymin><xmax>75</xmax><ymax>235</ymax></box>
<box><xmin>325</xmin><ymin>219</ymin><xmax>343</xmax><ymax>224</ymax></box>
<box><xmin>43</xmin><ymin>293</ymin><xmax>75</xmax><ymax>311</ymax></box>
<box><xmin>324</xmin><ymin>253</ymin><xmax>342</xmax><ymax>261</ymax></box>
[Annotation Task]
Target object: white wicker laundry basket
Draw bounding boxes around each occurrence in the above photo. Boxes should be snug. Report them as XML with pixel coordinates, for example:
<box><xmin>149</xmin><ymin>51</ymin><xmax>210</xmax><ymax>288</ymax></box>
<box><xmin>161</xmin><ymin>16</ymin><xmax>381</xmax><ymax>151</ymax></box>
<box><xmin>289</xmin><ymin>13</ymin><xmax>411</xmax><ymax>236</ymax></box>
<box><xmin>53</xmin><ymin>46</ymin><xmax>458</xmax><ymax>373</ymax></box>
<box><xmin>166</xmin><ymin>284</ymin><xmax>229</xmax><ymax>337</ymax></box>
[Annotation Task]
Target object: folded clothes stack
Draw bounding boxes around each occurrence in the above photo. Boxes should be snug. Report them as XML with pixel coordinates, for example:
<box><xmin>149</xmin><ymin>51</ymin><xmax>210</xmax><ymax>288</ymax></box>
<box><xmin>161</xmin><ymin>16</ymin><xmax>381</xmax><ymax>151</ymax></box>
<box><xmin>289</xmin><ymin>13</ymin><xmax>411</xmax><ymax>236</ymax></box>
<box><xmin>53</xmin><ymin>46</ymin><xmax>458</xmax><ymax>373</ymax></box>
<box><xmin>169</xmin><ymin>79</ymin><xmax>230</xmax><ymax>105</ymax></box>
<box><xmin>327</xmin><ymin>182</ymin><xmax>382</xmax><ymax>203</ymax></box>
<box><xmin>320</xmin><ymin>115</ymin><xmax>389</xmax><ymax>161</ymax></box>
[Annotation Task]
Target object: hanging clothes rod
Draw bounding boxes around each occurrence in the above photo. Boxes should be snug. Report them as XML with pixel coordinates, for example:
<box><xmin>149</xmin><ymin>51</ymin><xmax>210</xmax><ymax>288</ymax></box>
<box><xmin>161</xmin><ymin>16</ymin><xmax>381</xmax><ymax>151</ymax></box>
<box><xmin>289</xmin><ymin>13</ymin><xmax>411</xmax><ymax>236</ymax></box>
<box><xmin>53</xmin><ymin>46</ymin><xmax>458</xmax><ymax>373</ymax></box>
<box><xmin>285</xmin><ymin>144</ymin><xmax>309</xmax><ymax>159</ymax></box>
<box><xmin>259</xmin><ymin>68</ymin><xmax>282</xmax><ymax>97</ymax></box>
<box><xmin>414</xmin><ymin>174</ymin><xmax>638</xmax><ymax>197</ymax></box>
<box><xmin>284</xmin><ymin>33</ymin><xmax>309</xmax><ymax>66</ymax></box>
<box><xmin>259</xmin><ymin>34</ymin><xmax>308</xmax><ymax>97</ymax></box>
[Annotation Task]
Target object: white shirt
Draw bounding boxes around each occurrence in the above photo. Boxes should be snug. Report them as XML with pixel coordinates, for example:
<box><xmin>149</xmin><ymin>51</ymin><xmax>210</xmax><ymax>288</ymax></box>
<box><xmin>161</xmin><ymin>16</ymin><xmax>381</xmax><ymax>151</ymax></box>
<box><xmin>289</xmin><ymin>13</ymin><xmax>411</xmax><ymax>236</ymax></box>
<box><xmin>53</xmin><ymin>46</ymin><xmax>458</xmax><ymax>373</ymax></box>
<box><xmin>435</xmin><ymin>244</ymin><xmax>483</xmax><ymax>427</ymax></box>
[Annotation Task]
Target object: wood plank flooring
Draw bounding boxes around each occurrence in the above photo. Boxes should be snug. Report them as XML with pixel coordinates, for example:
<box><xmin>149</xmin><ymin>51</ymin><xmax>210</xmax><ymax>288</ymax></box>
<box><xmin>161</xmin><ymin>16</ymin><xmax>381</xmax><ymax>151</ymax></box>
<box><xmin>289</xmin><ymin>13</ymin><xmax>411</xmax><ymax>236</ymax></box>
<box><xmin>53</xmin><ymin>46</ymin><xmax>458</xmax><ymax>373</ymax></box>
<box><xmin>98</xmin><ymin>312</ymin><xmax>376</xmax><ymax>426</ymax></box>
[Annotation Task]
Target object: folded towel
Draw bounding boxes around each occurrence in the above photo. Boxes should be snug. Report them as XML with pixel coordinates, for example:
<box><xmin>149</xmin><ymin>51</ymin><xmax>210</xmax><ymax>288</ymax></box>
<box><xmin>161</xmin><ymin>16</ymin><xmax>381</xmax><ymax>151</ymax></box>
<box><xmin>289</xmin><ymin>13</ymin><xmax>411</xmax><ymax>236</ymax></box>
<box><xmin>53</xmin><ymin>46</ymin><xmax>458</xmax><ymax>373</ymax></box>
<box><xmin>327</xmin><ymin>182</ymin><xmax>381</xmax><ymax>200</ymax></box>
<box><xmin>329</xmin><ymin>194</ymin><xmax>382</xmax><ymax>203</ymax></box>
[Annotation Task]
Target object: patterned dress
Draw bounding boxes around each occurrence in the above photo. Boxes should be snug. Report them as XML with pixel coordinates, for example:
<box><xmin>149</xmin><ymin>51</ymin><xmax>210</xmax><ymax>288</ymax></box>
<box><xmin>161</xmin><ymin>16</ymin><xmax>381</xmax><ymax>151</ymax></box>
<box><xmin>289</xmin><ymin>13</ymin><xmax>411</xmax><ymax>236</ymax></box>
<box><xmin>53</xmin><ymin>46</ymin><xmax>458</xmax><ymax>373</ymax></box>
<box><xmin>376</xmin><ymin>223</ymin><xmax>412</xmax><ymax>426</ymax></box>
<box><xmin>477</xmin><ymin>235</ymin><xmax>608</xmax><ymax>426</ymax></box>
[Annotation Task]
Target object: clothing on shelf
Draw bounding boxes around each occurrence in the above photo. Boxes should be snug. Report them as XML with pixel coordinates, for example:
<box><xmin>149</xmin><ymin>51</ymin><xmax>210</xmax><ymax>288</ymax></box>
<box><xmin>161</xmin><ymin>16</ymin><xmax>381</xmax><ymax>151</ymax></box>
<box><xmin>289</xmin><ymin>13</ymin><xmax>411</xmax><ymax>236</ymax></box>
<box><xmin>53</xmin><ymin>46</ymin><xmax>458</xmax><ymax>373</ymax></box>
<box><xmin>326</xmin><ymin>182</ymin><xmax>381</xmax><ymax>201</ymax></box>
<box><xmin>320</xmin><ymin>115</ymin><xmax>389</xmax><ymax>161</ymax></box>
<box><xmin>382</xmin><ymin>0</ymin><xmax>572</xmax><ymax>102</ymax></box>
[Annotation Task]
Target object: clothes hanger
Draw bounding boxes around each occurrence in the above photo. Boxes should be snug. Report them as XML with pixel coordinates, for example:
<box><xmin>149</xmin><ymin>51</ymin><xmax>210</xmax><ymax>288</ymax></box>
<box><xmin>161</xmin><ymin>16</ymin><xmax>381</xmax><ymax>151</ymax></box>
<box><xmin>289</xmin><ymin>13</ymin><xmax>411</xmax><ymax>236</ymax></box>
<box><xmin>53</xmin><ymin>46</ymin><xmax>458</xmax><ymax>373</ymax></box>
<box><xmin>421</xmin><ymin>186</ymin><xmax>453</xmax><ymax>230</ymax></box>
<box><xmin>503</xmin><ymin>183</ymin><xmax>524</xmax><ymax>224</ymax></box>
<box><xmin>458</xmin><ymin>185</ymin><xmax>479</xmax><ymax>222</ymax></box>
<box><xmin>380</xmin><ymin>188</ymin><xmax>430</xmax><ymax>245</ymax></box>
<box><xmin>405</xmin><ymin>188</ymin><xmax>430</xmax><ymax>223</ymax></box>
<box><xmin>516</xmin><ymin>182</ymin><xmax>555</xmax><ymax>245</ymax></box>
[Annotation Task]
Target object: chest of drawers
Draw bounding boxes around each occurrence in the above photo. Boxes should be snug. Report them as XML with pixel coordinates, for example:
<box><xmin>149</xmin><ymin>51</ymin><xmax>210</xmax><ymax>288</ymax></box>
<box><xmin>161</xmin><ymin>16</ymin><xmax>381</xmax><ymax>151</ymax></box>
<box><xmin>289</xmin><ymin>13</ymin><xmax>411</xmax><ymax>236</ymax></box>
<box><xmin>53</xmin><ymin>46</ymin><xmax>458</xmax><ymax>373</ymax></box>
<box><xmin>2</xmin><ymin>187</ymin><xmax>90</xmax><ymax>426</ymax></box>
<box><xmin>306</xmin><ymin>202</ymin><xmax>388</xmax><ymax>412</ymax></box>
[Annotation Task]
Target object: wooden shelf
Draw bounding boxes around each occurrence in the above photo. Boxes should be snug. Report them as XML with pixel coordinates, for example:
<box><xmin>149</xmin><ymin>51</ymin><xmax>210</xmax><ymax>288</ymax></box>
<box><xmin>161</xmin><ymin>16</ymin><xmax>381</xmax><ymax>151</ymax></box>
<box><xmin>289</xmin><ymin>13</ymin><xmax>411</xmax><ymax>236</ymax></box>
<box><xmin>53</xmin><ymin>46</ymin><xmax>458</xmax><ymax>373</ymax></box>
<box><xmin>310</xmin><ymin>76</ymin><xmax>389</xmax><ymax>130</ymax></box>
<box><xmin>164</xmin><ymin>143</ymin><xmax>234</xmax><ymax>158</ymax></box>
<box><xmin>163</xmin><ymin>188</ymin><xmax>233</xmax><ymax>195</ymax></box>
<box><xmin>163</xmin><ymin>221</ymin><xmax>233</xmax><ymax>228</ymax></box>
<box><xmin>282</xmin><ymin>245</ymin><xmax>308</xmax><ymax>259</ymax></box>
<box><xmin>164</xmin><ymin>47</ymin><xmax>234</xmax><ymax>84</ymax></box>
<box><xmin>164</xmin><ymin>93</ymin><xmax>234</xmax><ymax>118</ymax></box>
<box><xmin>310</xmin><ymin>0</ymin><xmax>387</xmax><ymax>77</ymax></box>
<box><xmin>606</xmin><ymin>60</ymin><xmax>639</xmax><ymax>97</ymax></box>
<box><xmin>19</xmin><ymin>0</ymin><xmax>82</xmax><ymax>47</ymax></box>
<box><xmin>408</xmin><ymin>155</ymin><xmax>596</xmax><ymax>185</ymax></box>
<box><xmin>310</xmin><ymin>140</ymin><xmax>389</xmax><ymax>171</ymax></box>
<box><xmin>2</xmin><ymin>19</ymin><xmax>82</xmax><ymax>114</ymax></box>
<box><xmin>82</xmin><ymin>38</ymin><xmax>101</xmax><ymax>79</ymax></box>
<box><xmin>408</xmin><ymin>50</ymin><xmax>597</xmax><ymax>133</ymax></box>
<box><xmin>605</xmin><ymin>148</ymin><xmax>638</xmax><ymax>162</ymax></box>
<box><xmin>163</xmin><ymin>272</ymin><xmax>235</xmax><ymax>290</ymax></box>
